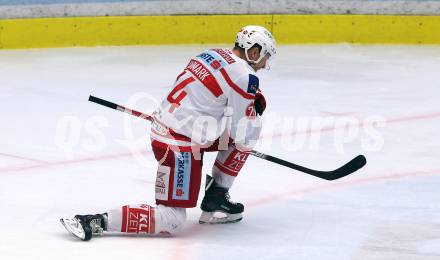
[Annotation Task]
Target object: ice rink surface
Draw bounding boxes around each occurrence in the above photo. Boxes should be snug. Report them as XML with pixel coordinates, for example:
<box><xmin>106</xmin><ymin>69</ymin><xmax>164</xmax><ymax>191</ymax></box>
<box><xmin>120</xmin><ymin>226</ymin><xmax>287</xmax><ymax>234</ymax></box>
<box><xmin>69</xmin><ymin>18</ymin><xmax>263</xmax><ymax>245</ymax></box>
<box><xmin>0</xmin><ymin>45</ymin><xmax>439</xmax><ymax>260</ymax></box>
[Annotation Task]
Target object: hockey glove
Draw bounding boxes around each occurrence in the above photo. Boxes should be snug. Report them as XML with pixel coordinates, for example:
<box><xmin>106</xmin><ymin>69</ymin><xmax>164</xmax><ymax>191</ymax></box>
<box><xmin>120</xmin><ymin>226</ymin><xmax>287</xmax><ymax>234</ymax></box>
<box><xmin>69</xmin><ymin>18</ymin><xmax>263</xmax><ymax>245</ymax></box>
<box><xmin>254</xmin><ymin>90</ymin><xmax>266</xmax><ymax>116</ymax></box>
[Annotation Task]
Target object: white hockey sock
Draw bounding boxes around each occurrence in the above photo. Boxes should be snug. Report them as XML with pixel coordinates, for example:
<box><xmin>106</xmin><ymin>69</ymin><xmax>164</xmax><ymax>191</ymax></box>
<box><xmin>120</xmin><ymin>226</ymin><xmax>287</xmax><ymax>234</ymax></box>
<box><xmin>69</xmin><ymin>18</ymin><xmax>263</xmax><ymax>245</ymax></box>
<box><xmin>107</xmin><ymin>204</ymin><xmax>186</xmax><ymax>235</ymax></box>
<box><xmin>212</xmin><ymin>144</ymin><xmax>251</xmax><ymax>189</ymax></box>
<box><xmin>212</xmin><ymin>169</ymin><xmax>236</xmax><ymax>189</ymax></box>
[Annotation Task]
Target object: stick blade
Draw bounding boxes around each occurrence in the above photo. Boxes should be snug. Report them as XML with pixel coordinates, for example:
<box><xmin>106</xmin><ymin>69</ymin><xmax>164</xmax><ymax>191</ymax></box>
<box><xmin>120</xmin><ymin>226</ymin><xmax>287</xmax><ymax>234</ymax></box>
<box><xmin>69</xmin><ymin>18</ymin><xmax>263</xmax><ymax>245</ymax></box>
<box><xmin>326</xmin><ymin>155</ymin><xmax>367</xmax><ymax>180</ymax></box>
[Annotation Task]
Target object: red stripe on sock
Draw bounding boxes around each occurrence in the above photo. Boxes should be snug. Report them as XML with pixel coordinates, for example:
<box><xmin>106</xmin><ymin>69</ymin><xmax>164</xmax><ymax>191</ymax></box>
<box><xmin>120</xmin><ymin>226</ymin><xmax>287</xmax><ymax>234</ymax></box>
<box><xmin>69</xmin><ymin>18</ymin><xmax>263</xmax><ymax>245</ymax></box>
<box><xmin>121</xmin><ymin>205</ymin><xmax>128</xmax><ymax>232</ymax></box>
<box><xmin>214</xmin><ymin>160</ymin><xmax>239</xmax><ymax>177</ymax></box>
<box><xmin>149</xmin><ymin>206</ymin><xmax>155</xmax><ymax>234</ymax></box>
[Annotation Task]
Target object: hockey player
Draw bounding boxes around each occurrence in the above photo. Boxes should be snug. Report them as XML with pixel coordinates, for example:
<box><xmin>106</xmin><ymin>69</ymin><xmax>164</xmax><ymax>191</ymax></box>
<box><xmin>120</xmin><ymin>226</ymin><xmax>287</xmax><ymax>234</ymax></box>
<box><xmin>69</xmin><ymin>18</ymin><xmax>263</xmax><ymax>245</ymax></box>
<box><xmin>61</xmin><ymin>25</ymin><xmax>277</xmax><ymax>241</ymax></box>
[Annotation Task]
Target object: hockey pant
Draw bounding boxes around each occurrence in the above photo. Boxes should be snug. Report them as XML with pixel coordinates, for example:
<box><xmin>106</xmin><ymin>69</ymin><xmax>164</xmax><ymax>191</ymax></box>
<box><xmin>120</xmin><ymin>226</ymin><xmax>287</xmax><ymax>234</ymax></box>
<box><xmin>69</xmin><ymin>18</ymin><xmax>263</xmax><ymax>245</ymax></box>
<box><xmin>105</xmin><ymin>141</ymin><xmax>250</xmax><ymax>235</ymax></box>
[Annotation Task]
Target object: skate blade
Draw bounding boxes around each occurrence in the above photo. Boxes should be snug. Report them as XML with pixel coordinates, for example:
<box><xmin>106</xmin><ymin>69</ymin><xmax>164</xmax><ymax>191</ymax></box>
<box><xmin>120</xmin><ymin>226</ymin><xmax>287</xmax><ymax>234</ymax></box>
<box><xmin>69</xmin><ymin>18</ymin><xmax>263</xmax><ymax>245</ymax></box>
<box><xmin>60</xmin><ymin>218</ymin><xmax>86</xmax><ymax>240</ymax></box>
<box><xmin>199</xmin><ymin>211</ymin><xmax>243</xmax><ymax>224</ymax></box>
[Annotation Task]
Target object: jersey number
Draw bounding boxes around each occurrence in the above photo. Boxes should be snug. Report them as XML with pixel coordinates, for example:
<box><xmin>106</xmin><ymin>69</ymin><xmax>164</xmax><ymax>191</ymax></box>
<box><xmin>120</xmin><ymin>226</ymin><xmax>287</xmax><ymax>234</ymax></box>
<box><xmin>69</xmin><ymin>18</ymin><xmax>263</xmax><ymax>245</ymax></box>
<box><xmin>167</xmin><ymin>76</ymin><xmax>195</xmax><ymax>107</ymax></box>
<box><xmin>166</xmin><ymin>71</ymin><xmax>221</xmax><ymax>112</ymax></box>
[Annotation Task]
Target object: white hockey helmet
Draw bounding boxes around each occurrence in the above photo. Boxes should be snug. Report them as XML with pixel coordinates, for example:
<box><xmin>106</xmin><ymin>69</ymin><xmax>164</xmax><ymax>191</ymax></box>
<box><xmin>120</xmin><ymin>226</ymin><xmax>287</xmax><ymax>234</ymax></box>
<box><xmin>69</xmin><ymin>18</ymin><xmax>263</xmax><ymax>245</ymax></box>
<box><xmin>235</xmin><ymin>25</ymin><xmax>277</xmax><ymax>64</ymax></box>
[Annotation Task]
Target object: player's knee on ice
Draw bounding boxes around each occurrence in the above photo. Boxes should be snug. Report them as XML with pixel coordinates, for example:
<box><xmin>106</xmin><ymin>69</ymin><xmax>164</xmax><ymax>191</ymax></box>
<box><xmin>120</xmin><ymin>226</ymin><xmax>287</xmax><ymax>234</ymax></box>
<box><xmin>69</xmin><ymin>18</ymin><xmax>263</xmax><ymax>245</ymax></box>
<box><xmin>155</xmin><ymin>205</ymin><xmax>187</xmax><ymax>234</ymax></box>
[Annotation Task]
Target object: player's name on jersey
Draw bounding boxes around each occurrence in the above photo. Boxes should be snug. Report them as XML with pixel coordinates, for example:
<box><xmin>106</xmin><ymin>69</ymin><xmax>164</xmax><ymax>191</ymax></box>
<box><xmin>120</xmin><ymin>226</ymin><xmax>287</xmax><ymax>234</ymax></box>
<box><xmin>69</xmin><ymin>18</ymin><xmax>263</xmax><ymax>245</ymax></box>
<box><xmin>186</xmin><ymin>59</ymin><xmax>211</xmax><ymax>81</ymax></box>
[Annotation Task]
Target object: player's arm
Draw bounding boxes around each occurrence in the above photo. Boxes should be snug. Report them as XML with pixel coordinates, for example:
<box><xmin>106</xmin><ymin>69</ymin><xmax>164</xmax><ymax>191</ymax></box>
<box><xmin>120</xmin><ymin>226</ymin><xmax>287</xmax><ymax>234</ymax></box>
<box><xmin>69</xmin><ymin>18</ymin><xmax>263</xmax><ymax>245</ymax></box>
<box><xmin>225</xmin><ymin>73</ymin><xmax>263</xmax><ymax>150</ymax></box>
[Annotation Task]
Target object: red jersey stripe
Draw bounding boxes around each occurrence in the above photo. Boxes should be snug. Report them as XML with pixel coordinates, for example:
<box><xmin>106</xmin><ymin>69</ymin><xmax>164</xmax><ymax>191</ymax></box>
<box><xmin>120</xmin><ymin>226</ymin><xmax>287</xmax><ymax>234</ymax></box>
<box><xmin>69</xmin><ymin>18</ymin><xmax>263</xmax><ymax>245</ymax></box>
<box><xmin>219</xmin><ymin>68</ymin><xmax>255</xmax><ymax>100</ymax></box>
<box><xmin>186</xmin><ymin>59</ymin><xmax>223</xmax><ymax>97</ymax></box>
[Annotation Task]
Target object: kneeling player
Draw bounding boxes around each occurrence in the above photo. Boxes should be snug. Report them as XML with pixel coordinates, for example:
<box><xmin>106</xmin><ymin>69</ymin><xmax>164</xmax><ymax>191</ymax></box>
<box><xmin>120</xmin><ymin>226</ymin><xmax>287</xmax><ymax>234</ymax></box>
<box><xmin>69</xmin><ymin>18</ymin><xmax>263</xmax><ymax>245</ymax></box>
<box><xmin>61</xmin><ymin>25</ymin><xmax>276</xmax><ymax>241</ymax></box>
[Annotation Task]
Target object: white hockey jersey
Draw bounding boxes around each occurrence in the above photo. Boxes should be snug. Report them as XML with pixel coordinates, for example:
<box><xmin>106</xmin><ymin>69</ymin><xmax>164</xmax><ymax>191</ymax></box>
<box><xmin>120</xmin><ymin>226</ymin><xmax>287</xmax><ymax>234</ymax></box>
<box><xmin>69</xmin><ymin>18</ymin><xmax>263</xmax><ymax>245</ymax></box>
<box><xmin>151</xmin><ymin>48</ymin><xmax>262</xmax><ymax>150</ymax></box>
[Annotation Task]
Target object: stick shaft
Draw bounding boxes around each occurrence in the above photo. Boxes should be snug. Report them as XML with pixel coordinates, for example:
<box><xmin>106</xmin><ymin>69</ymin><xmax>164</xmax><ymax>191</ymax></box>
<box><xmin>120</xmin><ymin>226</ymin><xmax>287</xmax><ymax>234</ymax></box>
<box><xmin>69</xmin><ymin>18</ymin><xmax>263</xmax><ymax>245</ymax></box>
<box><xmin>88</xmin><ymin>95</ymin><xmax>366</xmax><ymax>180</ymax></box>
<box><xmin>88</xmin><ymin>95</ymin><xmax>152</xmax><ymax>121</ymax></box>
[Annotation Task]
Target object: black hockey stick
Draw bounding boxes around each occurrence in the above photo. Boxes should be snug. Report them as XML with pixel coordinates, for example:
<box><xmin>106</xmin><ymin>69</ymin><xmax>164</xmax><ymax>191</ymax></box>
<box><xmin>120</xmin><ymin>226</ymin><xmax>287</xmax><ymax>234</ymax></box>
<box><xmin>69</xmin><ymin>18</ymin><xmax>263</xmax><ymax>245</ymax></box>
<box><xmin>88</xmin><ymin>95</ymin><xmax>367</xmax><ymax>180</ymax></box>
<box><xmin>250</xmin><ymin>151</ymin><xmax>366</xmax><ymax>181</ymax></box>
<box><xmin>88</xmin><ymin>95</ymin><xmax>153</xmax><ymax>121</ymax></box>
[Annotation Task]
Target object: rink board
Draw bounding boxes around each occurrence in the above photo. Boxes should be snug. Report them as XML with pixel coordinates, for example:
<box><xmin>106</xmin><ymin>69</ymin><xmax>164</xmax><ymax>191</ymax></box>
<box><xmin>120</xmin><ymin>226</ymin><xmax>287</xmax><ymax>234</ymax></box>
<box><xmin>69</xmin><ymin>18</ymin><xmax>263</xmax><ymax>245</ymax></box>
<box><xmin>0</xmin><ymin>14</ymin><xmax>440</xmax><ymax>49</ymax></box>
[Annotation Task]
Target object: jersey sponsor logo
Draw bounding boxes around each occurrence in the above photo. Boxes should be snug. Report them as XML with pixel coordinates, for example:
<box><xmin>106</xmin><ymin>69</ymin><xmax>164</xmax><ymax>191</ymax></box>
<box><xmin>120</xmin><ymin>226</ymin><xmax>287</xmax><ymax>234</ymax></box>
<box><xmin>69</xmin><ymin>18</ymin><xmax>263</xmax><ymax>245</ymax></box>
<box><xmin>210</xmin><ymin>60</ymin><xmax>221</xmax><ymax>70</ymax></box>
<box><xmin>173</xmin><ymin>152</ymin><xmax>191</xmax><ymax>200</ymax></box>
<box><xmin>155</xmin><ymin>165</ymin><xmax>170</xmax><ymax>201</ymax></box>
<box><xmin>197</xmin><ymin>52</ymin><xmax>222</xmax><ymax>70</ymax></box>
<box><xmin>247</xmin><ymin>74</ymin><xmax>259</xmax><ymax>94</ymax></box>
<box><xmin>213</xmin><ymin>49</ymin><xmax>236</xmax><ymax>64</ymax></box>
<box><xmin>197</xmin><ymin>52</ymin><xmax>216</xmax><ymax>64</ymax></box>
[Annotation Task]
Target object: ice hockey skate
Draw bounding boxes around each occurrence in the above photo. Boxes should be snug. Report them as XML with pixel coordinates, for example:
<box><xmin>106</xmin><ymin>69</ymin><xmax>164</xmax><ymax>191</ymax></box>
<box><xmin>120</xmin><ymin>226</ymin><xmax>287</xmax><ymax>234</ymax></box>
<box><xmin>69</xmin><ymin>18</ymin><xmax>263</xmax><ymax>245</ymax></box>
<box><xmin>60</xmin><ymin>214</ymin><xmax>107</xmax><ymax>241</ymax></box>
<box><xmin>199</xmin><ymin>175</ymin><xmax>244</xmax><ymax>224</ymax></box>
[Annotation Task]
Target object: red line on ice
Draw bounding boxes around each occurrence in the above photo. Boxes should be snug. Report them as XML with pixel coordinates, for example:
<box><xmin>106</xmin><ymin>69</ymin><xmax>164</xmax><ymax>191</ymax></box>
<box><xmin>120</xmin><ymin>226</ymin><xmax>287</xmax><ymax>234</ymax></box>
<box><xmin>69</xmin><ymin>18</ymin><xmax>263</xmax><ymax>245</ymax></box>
<box><xmin>320</xmin><ymin>111</ymin><xmax>356</xmax><ymax>117</ymax></box>
<box><xmin>0</xmin><ymin>152</ymin><xmax>48</xmax><ymax>164</ymax></box>
<box><xmin>171</xmin><ymin>167</ymin><xmax>440</xmax><ymax>255</ymax></box>
<box><xmin>0</xmin><ymin>150</ymin><xmax>150</xmax><ymax>173</ymax></box>
<box><xmin>245</xmin><ymin>168</ymin><xmax>440</xmax><ymax>208</ymax></box>
<box><xmin>263</xmin><ymin>111</ymin><xmax>440</xmax><ymax>139</ymax></box>
<box><xmin>0</xmin><ymin>111</ymin><xmax>439</xmax><ymax>174</ymax></box>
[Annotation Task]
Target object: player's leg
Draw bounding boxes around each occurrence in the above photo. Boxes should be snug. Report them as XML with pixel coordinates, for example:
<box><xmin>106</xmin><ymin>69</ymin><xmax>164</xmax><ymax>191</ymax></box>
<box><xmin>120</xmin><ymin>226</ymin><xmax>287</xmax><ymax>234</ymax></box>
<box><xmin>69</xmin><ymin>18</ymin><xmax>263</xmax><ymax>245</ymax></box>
<box><xmin>109</xmin><ymin>140</ymin><xmax>203</xmax><ymax>234</ymax></box>
<box><xmin>61</xmin><ymin>140</ymin><xmax>202</xmax><ymax>241</ymax></box>
<box><xmin>199</xmin><ymin>144</ymin><xmax>251</xmax><ymax>224</ymax></box>
<box><xmin>107</xmin><ymin>204</ymin><xmax>186</xmax><ymax>235</ymax></box>
<box><xmin>61</xmin><ymin>204</ymin><xmax>186</xmax><ymax>241</ymax></box>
